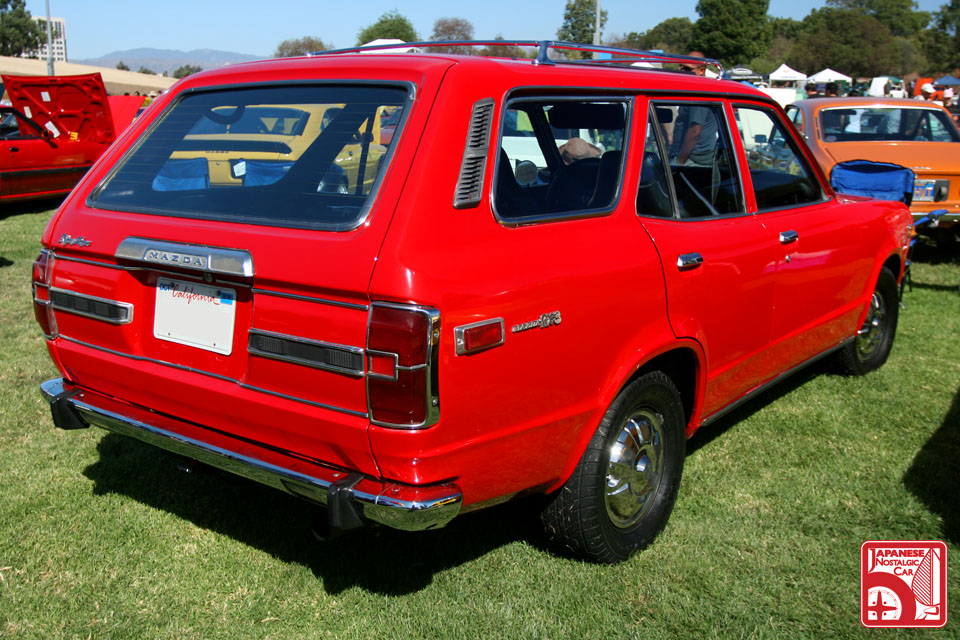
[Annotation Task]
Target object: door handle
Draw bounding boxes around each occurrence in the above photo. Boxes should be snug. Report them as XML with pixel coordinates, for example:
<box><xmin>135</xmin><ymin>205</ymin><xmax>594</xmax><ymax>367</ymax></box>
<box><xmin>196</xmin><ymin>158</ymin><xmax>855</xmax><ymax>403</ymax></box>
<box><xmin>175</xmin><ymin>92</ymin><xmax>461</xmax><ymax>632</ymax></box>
<box><xmin>779</xmin><ymin>230</ymin><xmax>799</xmax><ymax>245</ymax></box>
<box><xmin>8</xmin><ymin>147</ymin><xmax>18</xmax><ymax>152</ymax></box>
<box><xmin>677</xmin><ymin>252</ymin><xmax>703</xmax><ymax>271</ymax></box>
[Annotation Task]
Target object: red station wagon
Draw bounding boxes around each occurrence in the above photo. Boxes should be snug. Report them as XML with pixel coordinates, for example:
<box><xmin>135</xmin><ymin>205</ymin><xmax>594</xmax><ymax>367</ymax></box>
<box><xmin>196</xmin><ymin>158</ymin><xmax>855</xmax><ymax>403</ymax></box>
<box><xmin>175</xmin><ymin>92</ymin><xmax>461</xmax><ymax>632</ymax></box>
<box><xmin>35</xmin><ymin>42</ymin><xmax>913</xmax><ymax>563</ymax></box>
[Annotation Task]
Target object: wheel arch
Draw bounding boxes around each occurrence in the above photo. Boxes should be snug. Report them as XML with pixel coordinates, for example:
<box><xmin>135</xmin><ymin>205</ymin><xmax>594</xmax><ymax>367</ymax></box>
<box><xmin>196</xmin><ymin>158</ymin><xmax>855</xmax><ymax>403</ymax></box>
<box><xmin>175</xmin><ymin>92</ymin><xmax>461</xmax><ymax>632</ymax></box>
<box><xmin>545</xmin><ymin>340</ymin><xmax>706</xmax><ymax>494</ymax></box>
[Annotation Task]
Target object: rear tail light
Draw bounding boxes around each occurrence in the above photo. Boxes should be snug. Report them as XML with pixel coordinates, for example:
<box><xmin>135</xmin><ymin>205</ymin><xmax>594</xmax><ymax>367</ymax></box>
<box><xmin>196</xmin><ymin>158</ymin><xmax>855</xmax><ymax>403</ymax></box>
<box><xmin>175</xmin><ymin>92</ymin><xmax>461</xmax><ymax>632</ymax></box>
<box><xmin>366</xmin><ymin>302</ymin><xmax>440</xmax><ymax>428</ymax></box>
<box><xmin>32</xmin><ymin>250</ymin><xmax>57</xmax><ymax>338</ymax></box>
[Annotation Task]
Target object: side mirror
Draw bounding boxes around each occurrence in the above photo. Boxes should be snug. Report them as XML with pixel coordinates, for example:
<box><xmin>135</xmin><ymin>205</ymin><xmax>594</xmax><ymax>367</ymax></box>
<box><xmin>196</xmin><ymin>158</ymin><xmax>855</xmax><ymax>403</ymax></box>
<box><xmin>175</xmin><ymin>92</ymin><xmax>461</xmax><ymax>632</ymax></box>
<box><xmin>754</xmin><ymin>134</ymin><xmax>768</xmax><ymax>144</ymax></box>
<box><xmin>515</xmin><ymin>160</ymin><xmax>538</xmax><ymax>186</ymax></box>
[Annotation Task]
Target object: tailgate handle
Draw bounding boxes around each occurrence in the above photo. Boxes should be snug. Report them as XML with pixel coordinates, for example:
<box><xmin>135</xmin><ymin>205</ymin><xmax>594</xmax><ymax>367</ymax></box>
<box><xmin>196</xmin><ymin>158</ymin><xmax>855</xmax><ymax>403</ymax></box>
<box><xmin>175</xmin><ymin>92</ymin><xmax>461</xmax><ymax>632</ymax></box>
<box><xmin>779</xmin><ymin>230</ymin><xmax>799</xmax><ymax>245</ymax></box>
<box><xmin>677</xmin><ymin>253</ymin><xmax>703</xmax><ymax>271</ymax></box>
<box><xmin>114</xmin><ymin>237</ymin><xmax>254</xmax><ymax>277</ymax></box>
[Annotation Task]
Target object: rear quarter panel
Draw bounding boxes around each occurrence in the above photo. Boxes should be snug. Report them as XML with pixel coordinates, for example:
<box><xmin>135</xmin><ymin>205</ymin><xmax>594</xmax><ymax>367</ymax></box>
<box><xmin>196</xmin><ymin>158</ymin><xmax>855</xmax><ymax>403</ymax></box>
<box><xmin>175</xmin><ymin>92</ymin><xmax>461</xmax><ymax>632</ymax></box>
<box><xmin>367</xmin><ymin>80</ymin><xmax>677</xmax><ymax>507</ymax></box>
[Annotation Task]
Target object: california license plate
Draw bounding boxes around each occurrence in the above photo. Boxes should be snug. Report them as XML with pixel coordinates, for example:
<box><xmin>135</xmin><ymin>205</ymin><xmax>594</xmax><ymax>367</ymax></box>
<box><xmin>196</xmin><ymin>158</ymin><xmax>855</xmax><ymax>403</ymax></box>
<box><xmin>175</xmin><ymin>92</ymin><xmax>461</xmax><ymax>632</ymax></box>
<box><xmin>154</xmin><ymin>278</ymin><xmax>236</xmax><ymax>355</ymax></box>
<box><xmin>913</xmin><ymin>179</ymin><xmax>937</xmax><ymax>202</ymax></box>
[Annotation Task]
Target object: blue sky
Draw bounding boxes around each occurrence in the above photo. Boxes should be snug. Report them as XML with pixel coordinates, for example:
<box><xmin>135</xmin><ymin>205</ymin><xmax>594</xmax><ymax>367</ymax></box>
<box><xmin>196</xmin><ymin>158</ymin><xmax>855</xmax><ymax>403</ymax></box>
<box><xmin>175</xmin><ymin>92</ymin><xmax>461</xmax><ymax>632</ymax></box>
<box><xmin>26</xmin><ymin>0</ymin><xmax>949</xmax><ymax>60</ymax></box>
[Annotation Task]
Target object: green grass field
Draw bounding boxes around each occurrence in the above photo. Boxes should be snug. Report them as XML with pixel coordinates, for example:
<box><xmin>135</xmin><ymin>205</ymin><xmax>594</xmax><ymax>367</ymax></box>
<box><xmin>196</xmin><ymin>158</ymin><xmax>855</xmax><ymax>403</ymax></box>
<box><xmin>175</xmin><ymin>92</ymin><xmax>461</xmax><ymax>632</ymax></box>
<box><xmin>1</xmin><ymin>204</ymin><xmax>957</xmax><ymax>639</ymax></box>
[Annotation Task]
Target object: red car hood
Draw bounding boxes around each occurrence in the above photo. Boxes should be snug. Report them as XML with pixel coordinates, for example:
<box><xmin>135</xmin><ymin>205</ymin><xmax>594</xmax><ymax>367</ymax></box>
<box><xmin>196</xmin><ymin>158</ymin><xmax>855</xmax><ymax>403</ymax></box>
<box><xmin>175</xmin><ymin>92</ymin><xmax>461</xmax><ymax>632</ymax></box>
<box><xmin>1</xmin><ymin>73</ymin><xmax>116</xmax><ymax>143</ymax></box>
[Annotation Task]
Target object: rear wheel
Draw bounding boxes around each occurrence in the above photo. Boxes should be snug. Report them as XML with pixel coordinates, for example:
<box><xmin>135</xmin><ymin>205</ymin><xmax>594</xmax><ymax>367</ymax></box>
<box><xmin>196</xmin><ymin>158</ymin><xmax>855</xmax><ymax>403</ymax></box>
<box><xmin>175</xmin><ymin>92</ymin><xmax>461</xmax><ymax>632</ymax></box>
<box><xmin>838</xmin><ymin>266</ymin><xmax>899</xmax><ymax>375</ymax></box>
<box><xmin>541</xmin><ymin>372</ymin><xmax>685</xmax><ymax>564</ymax></box>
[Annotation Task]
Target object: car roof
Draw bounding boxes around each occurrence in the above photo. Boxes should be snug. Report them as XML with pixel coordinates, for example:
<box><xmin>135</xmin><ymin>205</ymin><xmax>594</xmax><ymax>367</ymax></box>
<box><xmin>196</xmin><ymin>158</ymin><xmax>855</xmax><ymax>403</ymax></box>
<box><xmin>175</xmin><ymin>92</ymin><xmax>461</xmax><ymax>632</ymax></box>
<box><xmin>793</xmin><ymin>97</ymin><xmax>949</xmax><ymax>111</ymax></box>
<box><xmin>170</xmin><ymin>50</ymin><xmax>775</xmax><ymax>106</ymax></box>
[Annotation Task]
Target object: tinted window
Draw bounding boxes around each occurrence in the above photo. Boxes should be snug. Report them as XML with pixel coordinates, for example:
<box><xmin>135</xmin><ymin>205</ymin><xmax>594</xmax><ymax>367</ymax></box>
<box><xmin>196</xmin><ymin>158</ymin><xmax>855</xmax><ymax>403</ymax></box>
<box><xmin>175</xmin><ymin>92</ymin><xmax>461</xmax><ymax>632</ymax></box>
<box><xmin>635</xmin><ymin>116</ymin><xmax>674</xmax><ymax>218</ymax></box>
<box><xmin>656</xmin><ymin>101</ymin><xmax>744</xmax><ymax>218</ymax></box>
<box><xmin>819</xmin><ymin>106</ymin><xmax>960</xmax><ymax>142</ymax></box>
<box><xmin>734</xmin><ymin>106</ymin><xmax>822</xmax><ymax>210</ymax></box>
<box><xmin>495</xmin><ymin>99</ymin><xmax>627</xmax><ymax>222</ymax></box>
<box><xmin>90</xmin><ymin>85</ymin><xmax>407</xmax><ymax>230</ymax></box>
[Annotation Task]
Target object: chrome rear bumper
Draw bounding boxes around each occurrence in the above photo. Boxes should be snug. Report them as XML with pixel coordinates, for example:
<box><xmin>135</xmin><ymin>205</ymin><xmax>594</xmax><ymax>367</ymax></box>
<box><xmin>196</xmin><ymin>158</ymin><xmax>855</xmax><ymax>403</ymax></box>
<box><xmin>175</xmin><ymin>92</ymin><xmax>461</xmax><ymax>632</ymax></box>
<box><xmin>40</xmin><ymin>378</ymin><xmax>461</xmax><ymax>532</ymax></box>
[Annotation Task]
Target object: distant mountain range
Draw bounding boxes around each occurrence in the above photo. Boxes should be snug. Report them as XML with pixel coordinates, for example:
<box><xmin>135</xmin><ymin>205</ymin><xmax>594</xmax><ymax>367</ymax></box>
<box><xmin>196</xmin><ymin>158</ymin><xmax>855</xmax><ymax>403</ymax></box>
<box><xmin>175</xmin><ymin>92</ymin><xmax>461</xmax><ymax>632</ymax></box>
<box><xmin>75</xmin><ymin>48</ymin><xmax>264</xmax><ymax>75</ymax></box>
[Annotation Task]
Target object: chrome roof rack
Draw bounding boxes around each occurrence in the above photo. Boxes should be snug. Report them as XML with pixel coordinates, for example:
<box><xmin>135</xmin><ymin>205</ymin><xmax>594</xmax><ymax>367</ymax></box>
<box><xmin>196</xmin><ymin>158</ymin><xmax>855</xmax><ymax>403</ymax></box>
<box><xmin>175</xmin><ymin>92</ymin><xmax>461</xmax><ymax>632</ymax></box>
<box><xmin>309</xmin><ymin>40</ymin><xmax>724</xmax><ymax>78</ymax></box>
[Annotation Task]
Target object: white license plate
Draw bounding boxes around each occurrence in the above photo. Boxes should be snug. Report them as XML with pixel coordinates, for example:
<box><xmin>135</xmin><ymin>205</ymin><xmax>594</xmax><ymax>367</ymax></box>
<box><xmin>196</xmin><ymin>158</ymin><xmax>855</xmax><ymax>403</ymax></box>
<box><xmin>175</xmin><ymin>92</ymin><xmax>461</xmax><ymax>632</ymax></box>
<box><xmin>154</xmin><ymin>278</ymin><xmax>236</xmax><ymax>355</ymax></box>
<box><xmin>913</xmin><ymin>179</ymin><xmax>937</xmax><ymax>202</ymax></box>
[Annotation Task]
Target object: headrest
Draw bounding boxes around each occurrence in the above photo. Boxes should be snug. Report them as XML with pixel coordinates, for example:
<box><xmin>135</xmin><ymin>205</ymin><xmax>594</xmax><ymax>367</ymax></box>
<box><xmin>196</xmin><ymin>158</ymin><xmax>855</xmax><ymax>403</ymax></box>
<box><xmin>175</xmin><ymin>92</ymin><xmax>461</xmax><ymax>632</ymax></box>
<box><xmin>547</xmin><ymin>102</ymin><xmax>625</xmax><ymax>129</ymax></box>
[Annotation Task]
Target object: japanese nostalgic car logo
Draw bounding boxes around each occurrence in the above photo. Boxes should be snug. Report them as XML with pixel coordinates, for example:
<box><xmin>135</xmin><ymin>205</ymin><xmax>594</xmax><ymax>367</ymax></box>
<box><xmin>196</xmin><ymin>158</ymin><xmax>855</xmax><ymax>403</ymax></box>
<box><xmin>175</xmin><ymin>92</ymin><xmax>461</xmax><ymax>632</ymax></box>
<box><xmin>59</xmin><ymin>234</ymin><xmax>91</xmax><ymax>247</ymax></box>
<box><xmin>143</xmin><ymin>249</ymin><xmax>208</xmax><ymax>269</ymax></box>
<box><xmin>512</xmin><ymin>310</ymin><xmax>562</xmax><ymax>333</ymax></box>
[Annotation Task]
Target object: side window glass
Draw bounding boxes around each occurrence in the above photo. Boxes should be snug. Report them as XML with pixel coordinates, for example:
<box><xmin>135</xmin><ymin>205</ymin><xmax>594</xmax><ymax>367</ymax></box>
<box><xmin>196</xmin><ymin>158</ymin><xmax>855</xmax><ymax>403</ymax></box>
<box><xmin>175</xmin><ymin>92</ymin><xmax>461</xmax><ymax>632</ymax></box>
<box><xmin>661</xmin><ymin>102</ymin><xmax>744</xmax><ymax>218</ymax></box>
<box><xmin>734</xmin><ymin>106</ymin><xmax>823</xmax><ymax>210</ymax></box>
<box><xmin>636</xmin><ymin>117</ymin><xmax>674</xmax><ymax>218</ymax></box>
<box><xmin>495</xmin><ymin>99</ymin><xmax>627</xmax><ymax>222</ymax></box>
<box><xmin>787</xmin><ymin>106</ymin><xmax>804</xmax><ymax>132</ymax></box>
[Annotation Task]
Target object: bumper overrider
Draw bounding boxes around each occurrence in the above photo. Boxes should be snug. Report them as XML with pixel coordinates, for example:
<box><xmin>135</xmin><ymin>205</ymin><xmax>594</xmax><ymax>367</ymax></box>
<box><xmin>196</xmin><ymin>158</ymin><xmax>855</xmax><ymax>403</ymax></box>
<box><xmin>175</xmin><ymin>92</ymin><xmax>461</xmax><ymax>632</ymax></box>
<box><xmin>39</xmin><ymin>378</ymin><xmax>462</xmax><ymax>533</ymax></box>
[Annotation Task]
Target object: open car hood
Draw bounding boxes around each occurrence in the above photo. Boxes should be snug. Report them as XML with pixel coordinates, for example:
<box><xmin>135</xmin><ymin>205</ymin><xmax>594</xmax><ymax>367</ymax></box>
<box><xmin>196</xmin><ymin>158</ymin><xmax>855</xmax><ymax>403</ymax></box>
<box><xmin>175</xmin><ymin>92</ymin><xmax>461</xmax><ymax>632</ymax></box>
<box><xmin>1</xmin><ymin>73</ymin><xmax>115</xmax><ymax>143</ymax></box>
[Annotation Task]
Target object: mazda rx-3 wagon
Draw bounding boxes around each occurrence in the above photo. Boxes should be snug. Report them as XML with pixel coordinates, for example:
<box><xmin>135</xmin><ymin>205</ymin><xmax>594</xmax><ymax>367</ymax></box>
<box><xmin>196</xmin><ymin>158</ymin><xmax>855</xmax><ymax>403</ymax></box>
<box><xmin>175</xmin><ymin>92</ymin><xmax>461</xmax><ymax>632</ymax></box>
<box><xmin>35</xmin><ymin>42</ymin><xmax>913</xmax><ymax>563</ymax></box>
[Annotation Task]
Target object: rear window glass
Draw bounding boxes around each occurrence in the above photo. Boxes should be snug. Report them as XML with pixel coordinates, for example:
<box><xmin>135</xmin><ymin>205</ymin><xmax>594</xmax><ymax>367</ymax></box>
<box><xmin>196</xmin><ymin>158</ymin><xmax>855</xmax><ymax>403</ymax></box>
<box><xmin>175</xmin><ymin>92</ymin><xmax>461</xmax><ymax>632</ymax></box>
<box><xmin>819</xmin><ymin>106</ymin><xmax>960</xmax><ymax>143</ymax></box>
<box><xmin>90</xmin><ymin>84</ymin><xmax>409</xmax><ymax>230</ymax></box>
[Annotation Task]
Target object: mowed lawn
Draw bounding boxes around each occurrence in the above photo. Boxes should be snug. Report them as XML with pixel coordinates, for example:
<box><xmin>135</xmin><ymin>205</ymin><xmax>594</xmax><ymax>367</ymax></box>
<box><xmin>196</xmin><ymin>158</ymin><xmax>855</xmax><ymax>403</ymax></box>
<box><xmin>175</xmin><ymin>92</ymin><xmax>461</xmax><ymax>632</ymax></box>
<box><xmin>1</xmin><ymin>204</ymin><xmax>957</xmax><ymax>639</ymax></box>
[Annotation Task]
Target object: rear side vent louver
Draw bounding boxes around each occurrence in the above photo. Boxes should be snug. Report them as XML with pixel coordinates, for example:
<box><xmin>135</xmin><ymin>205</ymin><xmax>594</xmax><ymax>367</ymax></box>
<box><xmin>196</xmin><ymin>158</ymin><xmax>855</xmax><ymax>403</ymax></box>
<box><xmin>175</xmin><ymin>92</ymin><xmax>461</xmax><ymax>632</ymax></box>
<box><xmin>453</xmin><ymin>98</ymin><xmax>495</xmax><ymax>209</ymax></box>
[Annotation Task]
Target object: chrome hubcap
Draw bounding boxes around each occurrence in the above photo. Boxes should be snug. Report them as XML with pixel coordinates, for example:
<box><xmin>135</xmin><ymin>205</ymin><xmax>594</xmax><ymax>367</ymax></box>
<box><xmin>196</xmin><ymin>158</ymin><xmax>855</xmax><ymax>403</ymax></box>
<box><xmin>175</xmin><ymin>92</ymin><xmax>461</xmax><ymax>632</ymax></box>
<box><xmin>856</xmin><ymin>291</ymin><xmax>886</xmax><ymax>361</ymax></box>
<box><xmin>605</xmin><ymin>409</ymin><xmax>665</xmax><ymax>529</ymax></box>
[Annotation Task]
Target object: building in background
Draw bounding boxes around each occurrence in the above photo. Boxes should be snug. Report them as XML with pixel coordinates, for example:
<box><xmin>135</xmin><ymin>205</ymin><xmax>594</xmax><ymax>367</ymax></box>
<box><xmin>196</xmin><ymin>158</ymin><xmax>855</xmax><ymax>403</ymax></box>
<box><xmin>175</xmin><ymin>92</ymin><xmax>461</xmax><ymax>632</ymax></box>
<box><xmin>27</xmin><ymin>16</ymin><xmax>68</xmax><ymax>63</ymax></box>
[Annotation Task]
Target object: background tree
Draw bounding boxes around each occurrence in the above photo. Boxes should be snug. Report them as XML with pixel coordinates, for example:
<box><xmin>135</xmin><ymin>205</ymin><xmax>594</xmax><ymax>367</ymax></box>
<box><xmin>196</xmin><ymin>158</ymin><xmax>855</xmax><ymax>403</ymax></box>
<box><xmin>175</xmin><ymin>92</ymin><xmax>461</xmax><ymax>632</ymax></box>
<box><xmin>115</xmin><ymin>60</ymin><xmax>130</xmax><ymax>71</ymax></box>
<box><xmin>618</xmin><ymin>17</ymin><xmax>694</xmax><ymax>53</ymax></box>
<box><xmin>0</xmin><ymin>0</ymin><xmax>43</xmax><ymax>57</ymax></box>
<box><xmin>274</xmin><ymin>36</ymin><xmax>331</xmax><ymax>57</ymax></box>
<box><xmin>557</xmin><ymin>0</ymin><xmax>608</xmax><ymax>59</ymax></box>
<box><xmin>356</xmin><ymin>10</ymin><xmax>418</xmax><ymax>45</ymax></box>
<box><xmin>137</xmin><ymin>66</ymin><xmax>154</xmax><ymax>75</ymax></box>
<box><xmin>925</xmin><ymin>0</ymin><xmax>960</xmax><ymax>69</ymax></box>
<box><xmin>826</xmin><ymin>0</ymin><xmax>929</xmax><ymax>37</ymax></box>
<box><xmin>787</xmin><ymin>8</ymin><xmax>899</xmax><ymax>76</ymax></box>
<box><xmin>477</xmin><ymin>34</ymin><xmax>534</xmax><ymax>58</ymax></box>
<box><xmin>429</xmin><ymin>17</ymin><xmax>474</xmax><ymax>53</ymax></box>
<box><xmin>173</xmin><ymin>65</ymin><xmax>203</xmax><ymax>79</ymax></box>
<box><xmin>692</xmin><ymin>0</ymin><xmax>772</xmax><ymax>65</ymax></box>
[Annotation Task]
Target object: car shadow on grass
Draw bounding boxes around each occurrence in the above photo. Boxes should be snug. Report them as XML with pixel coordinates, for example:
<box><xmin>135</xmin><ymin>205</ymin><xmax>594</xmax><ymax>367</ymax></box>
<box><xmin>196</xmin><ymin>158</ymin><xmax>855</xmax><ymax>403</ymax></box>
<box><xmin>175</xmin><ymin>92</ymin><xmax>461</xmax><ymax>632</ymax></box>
<box><xmin>902</xmin><ymin>385</ymin><xmax>960</xmax><ymax>544</ymax></box>
<box><xmin>685</xmin><ymin>360</ymin><xmax>828</xmax><ymax>457</ymax></box>
<box><xmin>82</xmin><ymin>433</ymin><xmax>549</xmax><ymax>595</ymax></box>
<box><xmin>0</xmin><ymin>197</ymin><xmax>62</xmax><ymax>221</ymax></box>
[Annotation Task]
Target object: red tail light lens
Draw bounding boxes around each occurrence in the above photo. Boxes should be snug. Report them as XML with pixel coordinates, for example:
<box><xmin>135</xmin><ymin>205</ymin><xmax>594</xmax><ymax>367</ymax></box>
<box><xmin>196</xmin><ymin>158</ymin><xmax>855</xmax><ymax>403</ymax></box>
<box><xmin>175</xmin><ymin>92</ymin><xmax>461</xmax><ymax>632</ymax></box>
<box><xmin>367</xmin><ymin>303</ymin><xmax>440</xmax><ymax>428</ymax></box>
<box><xmin>32</xmin><ymin>250</ymin><xmax>57</xmax><ymax>337</ymax></box>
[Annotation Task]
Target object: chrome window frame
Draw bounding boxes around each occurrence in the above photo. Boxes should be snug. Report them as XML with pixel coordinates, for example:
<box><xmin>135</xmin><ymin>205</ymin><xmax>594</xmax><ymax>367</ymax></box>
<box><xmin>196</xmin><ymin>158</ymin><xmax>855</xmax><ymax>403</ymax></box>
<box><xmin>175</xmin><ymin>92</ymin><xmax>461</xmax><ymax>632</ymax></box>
<box><xmin>492</xmin><ymin>93</ymin><xmax>633</xmax><ymax>227</ymax></box>
<box><xmin>86</xmin><ymin>79</ymin><xmax>417</xmax><ymax>233</ymax></box>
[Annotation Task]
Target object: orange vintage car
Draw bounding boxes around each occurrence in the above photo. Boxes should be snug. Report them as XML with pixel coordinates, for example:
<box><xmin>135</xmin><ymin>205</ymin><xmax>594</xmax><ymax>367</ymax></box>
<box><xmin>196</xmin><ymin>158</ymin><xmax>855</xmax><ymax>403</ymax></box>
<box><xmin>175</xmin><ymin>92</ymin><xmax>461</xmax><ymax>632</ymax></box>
<box><xmin>786</xmin><ymin>97</ymin><xmax>960</xmax><ymax>244</ymax></box>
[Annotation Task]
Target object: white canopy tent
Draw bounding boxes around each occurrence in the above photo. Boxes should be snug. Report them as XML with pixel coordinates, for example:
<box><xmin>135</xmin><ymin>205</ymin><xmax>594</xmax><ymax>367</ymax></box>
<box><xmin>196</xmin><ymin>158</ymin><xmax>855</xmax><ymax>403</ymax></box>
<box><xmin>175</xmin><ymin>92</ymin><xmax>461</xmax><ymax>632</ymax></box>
<box><xmin>808</xmin><ymin>68</ymin><xmax>853</xmax><ymax>84</ymax></box>
<box><xmin>768</xmin><ymin>64</ymin><xmax>807</xmax><ymax>82</ymax></box>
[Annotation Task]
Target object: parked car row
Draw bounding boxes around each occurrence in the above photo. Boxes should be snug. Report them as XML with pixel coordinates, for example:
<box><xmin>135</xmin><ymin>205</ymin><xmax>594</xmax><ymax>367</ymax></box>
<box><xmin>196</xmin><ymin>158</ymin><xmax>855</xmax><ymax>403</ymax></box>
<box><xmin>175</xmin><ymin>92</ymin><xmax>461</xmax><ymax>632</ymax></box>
<box><xmin>1</xmin><ymin>73</ymin><xmax>144</xmax><ymax>203</ymax></box>
<box><xmin>33</xmin><ymin>42</ymin><xmax>914</xmax><ymax>563</ymax></box>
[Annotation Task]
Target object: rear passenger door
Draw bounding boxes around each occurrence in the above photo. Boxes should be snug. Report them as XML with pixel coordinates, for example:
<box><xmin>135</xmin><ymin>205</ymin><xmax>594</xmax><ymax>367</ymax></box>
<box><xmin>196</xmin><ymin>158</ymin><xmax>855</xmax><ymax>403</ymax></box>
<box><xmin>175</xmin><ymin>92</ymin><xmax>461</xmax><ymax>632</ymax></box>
<box><xmin>637</xmin><ymin>99</ymin><xmax>776</xmax><ymax>418</ymax></box>
<box><xmin>733</xmin><ymin>103</ymin><xmax>870</xmax><ymax>374</ymax></box>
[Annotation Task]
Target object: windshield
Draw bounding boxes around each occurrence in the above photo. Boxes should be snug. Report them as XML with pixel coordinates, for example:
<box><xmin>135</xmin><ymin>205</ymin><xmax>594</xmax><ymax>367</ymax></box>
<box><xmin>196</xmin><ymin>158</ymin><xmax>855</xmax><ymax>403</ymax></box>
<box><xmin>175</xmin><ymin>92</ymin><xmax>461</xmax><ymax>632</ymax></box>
<box><xmin>90</xmin><ymin>84</ymin><xmax>408</xmax><ymax>231</ymax></box>
<box><xmin>819</xmin><ymin>106</ymin><xmax>960</xmax><ymax>143</ymax></box>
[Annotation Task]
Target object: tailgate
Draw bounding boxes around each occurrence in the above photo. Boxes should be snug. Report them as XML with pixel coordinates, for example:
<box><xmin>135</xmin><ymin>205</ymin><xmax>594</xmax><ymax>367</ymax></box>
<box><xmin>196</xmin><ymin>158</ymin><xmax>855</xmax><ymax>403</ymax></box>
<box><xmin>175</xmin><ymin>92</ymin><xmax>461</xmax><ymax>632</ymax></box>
<box><xmin>40</xmin><ymin>81</ymin><xmax>419</xmax><ymax>476</ymax></box>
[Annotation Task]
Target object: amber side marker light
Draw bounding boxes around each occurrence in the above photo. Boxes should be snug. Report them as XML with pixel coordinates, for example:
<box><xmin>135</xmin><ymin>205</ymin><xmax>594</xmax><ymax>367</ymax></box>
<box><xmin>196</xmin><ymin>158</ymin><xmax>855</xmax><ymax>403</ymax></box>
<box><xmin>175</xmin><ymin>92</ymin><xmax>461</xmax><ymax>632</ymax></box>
<box><xmin>454</xmin><ymin>318</ymin><xmax>505</xmax><ymax>356</ymax></box>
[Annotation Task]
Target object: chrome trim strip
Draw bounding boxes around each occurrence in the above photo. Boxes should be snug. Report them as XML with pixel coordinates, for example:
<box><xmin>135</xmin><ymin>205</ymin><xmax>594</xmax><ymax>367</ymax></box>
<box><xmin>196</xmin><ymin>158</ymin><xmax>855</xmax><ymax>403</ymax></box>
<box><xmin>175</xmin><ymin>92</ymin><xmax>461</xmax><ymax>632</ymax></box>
<box><xmin>700</xmin><ymin>338</ymin><xmax>850</xmax><ymax>428</ymax></box>
<box><xmin>251</xmin><ymin>288</ymin><xmax>369</xmax><ymax>311</ymax></box>
<box><xmin>115</xmin><ymin>237</ymin><xmax>254</xmax><ymax>277</ymax></box>
<box><xmin>40</xmin><ymin>378</ymin><xmax>461</xmax><ymax>532</ymax></box>
<box><xmin>454</xmin><ymin>318</ymin><xmax>505</xmax><ymax>355</ymax></box>
<box><xmin>48</xmin><ymin>287</ymin><xmax>134</xmax><ymax>325</ymax></box>
<box><xmin>52</xmin><ymin>253</ymin><xmax>251</xmax><ymax>288</ymax></box>
<box><xmin>247</xmin><ymin>328</ymin><xmax>365</xmax><ymax>378</ymax></box>
<box><xmin>56</xmin><ymin>335</ymin><xmax>368</xmax><ymax>419</ymax></box>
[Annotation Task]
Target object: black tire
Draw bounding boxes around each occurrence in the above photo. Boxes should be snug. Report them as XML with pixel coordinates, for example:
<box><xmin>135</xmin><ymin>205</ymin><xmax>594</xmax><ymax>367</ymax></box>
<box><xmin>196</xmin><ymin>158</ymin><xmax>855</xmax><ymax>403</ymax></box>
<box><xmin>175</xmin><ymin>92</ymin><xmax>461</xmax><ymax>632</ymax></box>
<box><xmin>837</xmin><ymin>266</ymin><xmax>899</xmax><ymax>375</ymax></box>
<box><xmin>541</xmin><ymin>371</ymin><xmax>685</xmax><ymax>564</ymax></box>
